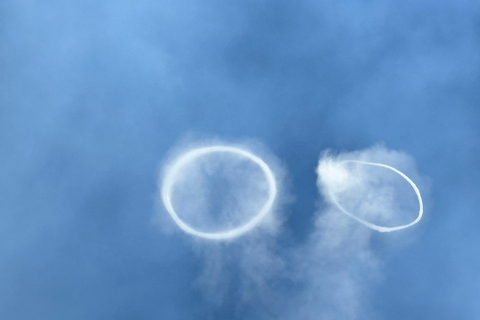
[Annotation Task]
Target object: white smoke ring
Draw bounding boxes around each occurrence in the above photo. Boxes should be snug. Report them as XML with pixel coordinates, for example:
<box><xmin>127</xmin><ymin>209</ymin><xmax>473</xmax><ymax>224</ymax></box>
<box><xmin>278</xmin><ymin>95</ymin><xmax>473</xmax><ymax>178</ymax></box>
<box><xmin>328</xmin><ymin>160</ymin><xmax>423</xmax><ymax>232</ymax></box>
<box><xmin>161</xmin><ymin>146</ymin><xmax>278</xmax><ymax>240</ymax></box>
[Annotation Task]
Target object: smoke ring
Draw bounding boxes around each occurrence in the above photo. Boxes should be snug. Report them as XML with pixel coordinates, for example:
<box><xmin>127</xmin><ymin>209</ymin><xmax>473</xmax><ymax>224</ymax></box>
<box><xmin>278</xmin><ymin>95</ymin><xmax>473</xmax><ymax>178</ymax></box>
<box><xmin>161</xmin><ymin>146</ymin><xmax>277</xmax><ymax>240</ymax></box>
<box><xmin>328</xmin><ymin>160</ymin><xmax>423</xmax><ymax>232</ymax></box>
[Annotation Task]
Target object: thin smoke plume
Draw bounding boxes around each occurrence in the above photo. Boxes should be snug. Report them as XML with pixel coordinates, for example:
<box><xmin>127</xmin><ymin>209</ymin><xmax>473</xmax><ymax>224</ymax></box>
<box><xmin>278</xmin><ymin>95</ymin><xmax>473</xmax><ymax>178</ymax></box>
<box><xmin>158</xmin><ymin>142</ymin><xmax>427</xmax><ymax>319</ymax></box>
<box><xmin>156</xmin><ymin>139</ymin><xmax>290</xmax><ymax>318</ymax></box>
<box><xmin>283</xmin><ymin>145</ymin><xmax>426</xmax><ymax>319</ymax></box>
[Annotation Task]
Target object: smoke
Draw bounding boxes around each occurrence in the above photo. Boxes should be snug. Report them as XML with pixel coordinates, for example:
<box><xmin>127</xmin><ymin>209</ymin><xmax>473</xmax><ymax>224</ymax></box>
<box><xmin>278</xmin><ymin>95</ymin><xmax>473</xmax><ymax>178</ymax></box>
<box><xmin>282</xmin><ymin>145</ymin><xmax>426</xmax><ymax>319</ymax></box>
<box><xmin>161</xmin><ymin>145</ymin><xmax>277</xmax><ymax>240</ymax></box>
<box><xmin>1</xmin><ymin>0</ymin><xmax>477</xmax><ymax>318</ymax></box>
<box><xmin>156</xmin><ymin>138</ymin><xmax>288</xmax><ymax>239</ymax></box>
<box><xmin>317</xmin><ymin>152</ymin><xmax>423</xmax><ymax>232</ymax></box>
<box><xmin>158</xmin><ymin>142</ymin><xmax>426</xmax><ymax>319</ymax></box>
<box><xmin>155</xmin><ymin>138</ymin><xmax>291</xmax><ymax>318</ymax></box>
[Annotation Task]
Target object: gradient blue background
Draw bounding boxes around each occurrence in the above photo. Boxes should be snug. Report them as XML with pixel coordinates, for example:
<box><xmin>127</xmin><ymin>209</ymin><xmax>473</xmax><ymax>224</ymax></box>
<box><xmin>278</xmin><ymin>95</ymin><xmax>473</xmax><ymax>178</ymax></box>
<box><xmin>1</xmin><ymin>0</ymin><xmax>479</xmax><ymax>319</ymax></box>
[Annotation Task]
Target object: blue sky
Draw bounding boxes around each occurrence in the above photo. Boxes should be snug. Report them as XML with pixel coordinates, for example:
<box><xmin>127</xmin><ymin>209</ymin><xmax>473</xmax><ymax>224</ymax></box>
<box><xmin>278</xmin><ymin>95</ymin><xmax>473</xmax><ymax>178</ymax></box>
<box><xmin>1</xmin><ymin>0</ymin><xmax>479</xmax><ymax>319</ymax></box>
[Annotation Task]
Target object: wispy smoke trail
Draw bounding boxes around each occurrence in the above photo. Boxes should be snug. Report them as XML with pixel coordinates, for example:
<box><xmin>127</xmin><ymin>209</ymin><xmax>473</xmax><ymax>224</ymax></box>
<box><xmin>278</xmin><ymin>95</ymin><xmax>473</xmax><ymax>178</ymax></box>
<box><xmin>155</xmin><ymin>139</ymin><xmax>292</xmax><ymax>318</ymax></box>
<box><xmin>283</xmin><ymin>145</ymin><xmax>426</xmax><ymax>319</ymax></box>
<box><xmin>158</xmin><ymin>142</ymin><xmax>426</xmax><ymax>319</ymax></box>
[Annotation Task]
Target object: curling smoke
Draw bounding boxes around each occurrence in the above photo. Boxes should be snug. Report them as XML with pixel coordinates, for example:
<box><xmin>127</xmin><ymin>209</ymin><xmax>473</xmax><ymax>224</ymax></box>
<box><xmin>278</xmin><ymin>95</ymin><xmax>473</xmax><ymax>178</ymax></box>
<box><xmin>160</xmin><ymin>145</ymin><xmax>278</xmax><ymax>240</ymax></box>
<box><xmin>317</xmin><ymin>146</ymin><xmax>424</xmax><ymax>232</ymax></box>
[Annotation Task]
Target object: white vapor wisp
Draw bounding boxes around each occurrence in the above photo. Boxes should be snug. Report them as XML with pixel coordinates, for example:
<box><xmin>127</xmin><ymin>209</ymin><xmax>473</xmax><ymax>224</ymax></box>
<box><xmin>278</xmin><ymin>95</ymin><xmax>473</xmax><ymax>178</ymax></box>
<box><xmin>285</xmin><ymin>146</ymin><xmax>427</xmax><ymax>320</ymax></box>
<box><xmin>157</xmin><ymin>143</ymin><xmax>427</xmax><ymax>319</ymax></box>
<box><xmin>317</xmin><ymin>148</ymin><xmax>424</xmax><ymax>232</ymax></box>
<box><xmin>161</xmin><ymin>145</ymin><xmax>278</xmax><ymax>240</ymax></box>
<box><xmin>320</xmin><ymin>160</ymin><xmax>423</xmax><ymax>232</ymax></box>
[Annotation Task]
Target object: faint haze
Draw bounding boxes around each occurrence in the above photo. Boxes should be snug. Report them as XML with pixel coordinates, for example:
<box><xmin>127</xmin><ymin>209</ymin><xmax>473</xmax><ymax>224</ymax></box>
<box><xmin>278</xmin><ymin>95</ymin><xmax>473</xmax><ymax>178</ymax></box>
<box><xmin>1</xmin><ymin>0</ymin><xmax>479</xmax><ymax>319</ymax></box>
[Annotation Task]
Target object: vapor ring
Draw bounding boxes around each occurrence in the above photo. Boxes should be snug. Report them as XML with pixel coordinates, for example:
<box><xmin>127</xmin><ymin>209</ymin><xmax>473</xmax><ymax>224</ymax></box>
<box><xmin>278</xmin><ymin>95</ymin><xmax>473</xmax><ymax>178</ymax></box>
<box><xmin>329</xmin><ymin>160</ymin><xmax>423</xmax><ymax>232</ymax></box>
<box><xmin>161</xmin><ymin>146</ymin><xmax>277</xmax><ymax>240</ymax></box>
